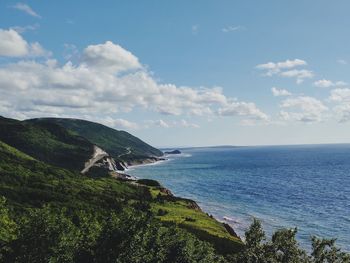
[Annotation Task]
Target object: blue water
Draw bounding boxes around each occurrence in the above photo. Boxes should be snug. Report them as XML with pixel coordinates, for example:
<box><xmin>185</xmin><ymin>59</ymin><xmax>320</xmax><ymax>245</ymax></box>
<box><xmin>127</xmin><ymin>145</ymin><xmax>350</xmax><ymax>251</ymax></box>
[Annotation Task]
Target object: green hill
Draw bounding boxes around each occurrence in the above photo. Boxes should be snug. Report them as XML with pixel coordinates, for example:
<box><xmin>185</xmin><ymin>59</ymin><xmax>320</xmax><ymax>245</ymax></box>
<box><xmin>0</xmin><ymin>117</ymin><xmax>348</xmax><ymax>262</ymax></box>
<box><xmin>0</xmin><ymin>116</ymin><xmax>93</xmax><ymax>171</ymax></box>
<box><xmin>27</xmin><ymin>118</ymin><xmax>163</xmax><ymax>162</ymax></box>
<box><xmin>0</xmin><ymin>139</ymin><xmax>243</xmax><ymax>261</ymax></box>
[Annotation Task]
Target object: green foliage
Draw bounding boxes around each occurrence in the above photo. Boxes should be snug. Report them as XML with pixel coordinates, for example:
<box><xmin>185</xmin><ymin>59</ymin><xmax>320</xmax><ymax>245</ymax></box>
<box><xmin>310</xmin><ymin>236</ymin><xmax>350</xmax><ymax>263</ymax></box>
<box><xmin>137</xmin><ymin>178</ymin><xmax>161</xmax><ymax>187</ymax></box>
<box><xmin>0</xmin><ymin>140</ymin><xmax>236</xmax><ymax>262</ymax></box>
<box><xmin>8</xmin><ymin>206</ymin><xmax>80</xmax><ymax>263</ymax></box>
<box><xmin>0</xmin><ymin>116</ymin><xmax>93</xmax><ymax>171</ymax></box>
<box><xmin>236</xmin><ymin>218</ymin><xmax>267</xmax><ymax>262</ymax></box>
<box><xmin>149</xmin><ymin>188</ymin><xmax>244</xmax><ymax>254</ymax></box>
<box><xmin>230</xmin><ymin>218</ymin><xmax>349</xmax><ymax>263</ymax></box>
<box><xmin>0</xmin><ymin>196</ymin><xmax>17</xmax><ymax>261</ymax></box>
<box><xmin>271</xmin><ymin>228</ymin><xmax>308</xmax><ymax>263</ymax></box>
<box><xmin>0</xmin><ymin>125</ymin><xmax>349</xmax><ymax>262</ymax></box>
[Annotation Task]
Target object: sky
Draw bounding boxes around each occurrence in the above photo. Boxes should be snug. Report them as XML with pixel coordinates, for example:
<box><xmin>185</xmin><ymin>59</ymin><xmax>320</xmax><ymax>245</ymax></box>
<box><xmin>1</xmin><ymin>0</ymin><xmax>350</xmax><ymax>147</ymax></box>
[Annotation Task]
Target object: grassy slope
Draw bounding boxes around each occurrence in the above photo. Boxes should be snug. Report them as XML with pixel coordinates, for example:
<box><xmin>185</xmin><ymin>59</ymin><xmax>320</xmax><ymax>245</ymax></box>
<box><xmin>0</xmin><ymin>116</ymin><xmax>93</xmax><ymax>171</ymax></box>
<box><xmin>0</xmin><ymin>140</ymin><xmax>243</xmax><ymax>254</ymax></box>
<box><xmin>148</xmin><ymin>187</ymin><xmax>243</xmax><ymax>253</ymax></box>
<box><xmin>0</xmin><ymin>140</ymin><xmax>139</xmax><ymax>212</ymax></box>
<box><xmin>27</xmin><ymin>118</ymin><xmax>163</xmax><ymax>161</ymax></box>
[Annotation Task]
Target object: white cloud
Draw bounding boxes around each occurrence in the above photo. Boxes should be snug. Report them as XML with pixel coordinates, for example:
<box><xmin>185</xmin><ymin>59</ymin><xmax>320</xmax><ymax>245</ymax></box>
<box><xmin>81</xmin><ymin>41</ymin><xmax>141</xmax><ymax>73</ymax></box>
<box><xmin>30</xmin><ymin>42</ymin><xmax>51</xmax><ymax>57</ymax></box>
<box><xmin>0</xmin><ymin>29</ymin><xmax>28</xmax><ymax>57</ymax></box>
<box><xmin>257</xmin><ymin>59</ymin><xmax>307</xmax><ymax>76</ymax></box>
<box><xmin>12</xmin><ymin>3</ymin><xmax>41</xmax><ymax>18</ymax></box>
<box><xmin>158</xmin><ymin>120</ymin><xmax>170</xmax><ymax>128</ymax></box>
<box><xmin>279</xmin><ymin>69</ymin><xmax>314</xmax><ymax>84</ymax></box>
<box><xmin>329</xmin><ymin>89</ymin><xmax>350</xmax><ymax>122</ymax></box>
<box><xmin>333</xmin><ymin>104</ymin><xmax>350</xmax><ymax>123</ymax></box>
<box><xmin>63</xmin><ymin>43</ymin><xmax>79</xmax><ymax>61</ymax></box>
<box><xmin>280</xmin><ymin>96</ymin><xmax>328</xmax><ymax>122</ymax></box>
<box><xmin>103</xmin><ymin>117</ymin><xmax>139</xmax><ymax>130</ymax></box>
<box><xmin>222</xmin><ymin>25</ymin><xmax>245</xmax><ymax>33</ymax></box>
<box><xmin>313</xmin><ymin>79</ymin><xmax>347</xmax><ymax>88</ymax></box>
<box><xmin>271</xmin><ymin>87</ymin><xmax>291</xmax><ymax>97</ymax></box>
<box><xmin>0</xmin><ymin>29</ymin><xmax>50</xmax><ymax>57</ymax></box>
<box><xmin>218</xmin><ymin>100</ymin><xmax>269</xmax><ymax>121</ymax></box>
<box><xmin>329</xmin><ymin>88</ymin><xmax>350</xmax><ymax>102</ymax></box>
<box><xmin>0</xmin><ymin>33</ymin><xmax>268</xmax><ymax>125</ymax></box>
<box><xmin>256</xmin><ymin>59</ymin><xmax>312</xmax><ymax>83</ymax></box>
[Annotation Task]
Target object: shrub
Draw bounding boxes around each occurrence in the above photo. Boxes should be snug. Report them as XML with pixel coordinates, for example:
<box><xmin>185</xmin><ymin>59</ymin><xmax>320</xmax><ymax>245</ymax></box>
<box><xmin>137</xmin><ymin>179</ymin><xmax>161</xmax><ymax>187</ymax></box>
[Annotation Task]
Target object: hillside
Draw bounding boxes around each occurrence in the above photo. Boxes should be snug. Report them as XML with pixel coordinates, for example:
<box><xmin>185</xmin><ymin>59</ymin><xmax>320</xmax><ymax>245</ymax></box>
<box><xmin>0</xmin><ymin>116</ymin><xmax>93</xmax><ymax>171</ymax></box>
<box><xmin>27</xmin><ymin>118</ymin><xmax>163</xmax><ymax>163</ymax></box>
<box><xmin>0</xmin><ymin>117</ymin><xmax>348</xmax><ymax>262</ymax></box>
<box><xmin>0</xmin><ymin>139</ymin><xmax>243</xmax><ymax>262</ymax></box>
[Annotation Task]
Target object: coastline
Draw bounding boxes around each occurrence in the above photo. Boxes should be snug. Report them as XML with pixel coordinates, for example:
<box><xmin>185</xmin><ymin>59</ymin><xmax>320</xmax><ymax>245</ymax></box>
<box><xmin>112</xmin><ymin>156</ymin><xmax>169</xmax><ymax>180</ymax></box>
<box><xmin>125</xmin><ymin>156</ymin><xmax>243</xmax><ymax>241</ymax></box>
<box><xmin>126</xmin><ymin>146</ymin><xmax>350</xmax><ymax>252</ymax></box>
<box><xmin>126</xmin><ymin>157</ymin><xmax>170</xmax><ymax>170</ymax></box>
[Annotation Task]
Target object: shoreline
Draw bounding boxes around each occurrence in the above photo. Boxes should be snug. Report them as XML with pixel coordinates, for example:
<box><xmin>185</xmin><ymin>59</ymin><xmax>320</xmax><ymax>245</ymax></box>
<box><xmin>125</xmin><ymin>155</ymin><xmax>243</xmax><ymax>240</ymax></box>
<box><xmin>126</xmin><ymin>157</ymin><xmax>170</xmax><ymax>170</ymax></box>
<box><xmin>112</xmin><ymin>157</ymin><xmax>169</xmax><ymax>180</ymax></box>
<box><xmin>126</xmin><ymin>149</ymin><xmax>350</xmax><ymax>253</ymax></box>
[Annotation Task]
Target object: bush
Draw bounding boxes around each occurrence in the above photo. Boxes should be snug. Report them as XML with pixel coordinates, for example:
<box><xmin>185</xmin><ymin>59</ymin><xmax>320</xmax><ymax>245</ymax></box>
<box><xmin>137</xmin><ymin>179</ymin><xmax>161</xmax><ymax>187</ymax></box>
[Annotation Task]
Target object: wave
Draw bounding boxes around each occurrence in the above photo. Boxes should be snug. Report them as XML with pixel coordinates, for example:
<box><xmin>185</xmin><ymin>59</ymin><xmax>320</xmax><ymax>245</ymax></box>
<box><xmin>126</xmin><ymin>158</ymin><xmax>170</xmax><ymax>171</ymax></box>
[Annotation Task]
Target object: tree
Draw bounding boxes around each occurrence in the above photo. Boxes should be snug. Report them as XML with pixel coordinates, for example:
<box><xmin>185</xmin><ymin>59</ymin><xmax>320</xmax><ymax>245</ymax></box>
<box><xmin>232</xmin><ymin>218</ymin><xmax>270</xmax><ymax>263</ymax></box>
<box><xmin>310</xmin><ymin>236</ymin><xmax>350</xmax><ymax>263</ymax></box>
<box><xmin>270</xmin><ymin>228</ymin><xmax>308</xmax><ymax>263</ymax></box>
<box><xmin>9</xmin><ymin>206</ymin><xmax>79</xmax><ymax>263</ymax></box>
<box><xmin>0</xmin><ymin>197</ymin><xmax>17</xmax><ymax>243</ymax></box>
<box><xmin>0</xmin><ymin>197</ymin><xmax>17</xmax><ymax>261</ymax></box>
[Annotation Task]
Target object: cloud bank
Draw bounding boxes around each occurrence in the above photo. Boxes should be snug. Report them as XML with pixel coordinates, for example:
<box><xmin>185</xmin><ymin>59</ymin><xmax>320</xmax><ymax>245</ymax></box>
<box><xmin>0</xmin><ymin>29</ymin><xmax>268</xmax><ymax>127</ymax></box>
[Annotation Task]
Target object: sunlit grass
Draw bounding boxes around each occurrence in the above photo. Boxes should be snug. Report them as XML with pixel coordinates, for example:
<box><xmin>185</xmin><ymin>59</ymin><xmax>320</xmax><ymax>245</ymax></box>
<box><xmin>148</xmin><ymin>187</ymin><xmax>244</xmax><ymax>253</ymax></box>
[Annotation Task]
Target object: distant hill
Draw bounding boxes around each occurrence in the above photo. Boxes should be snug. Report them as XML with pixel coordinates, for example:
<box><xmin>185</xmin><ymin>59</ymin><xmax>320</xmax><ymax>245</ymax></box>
<box><xmin>0</xmin><ymin>116</ymin><xmax>93</xmax><ymax>171</ymax></box>
<box><xmin>27</xmin><ymin>118</ymin><xmax>163</xmax><ymax>161</ymax></box>
<box><xmin>164</xmin><ymin>149</ymin><xmax>181</xmax><ymax>154</ymax></box>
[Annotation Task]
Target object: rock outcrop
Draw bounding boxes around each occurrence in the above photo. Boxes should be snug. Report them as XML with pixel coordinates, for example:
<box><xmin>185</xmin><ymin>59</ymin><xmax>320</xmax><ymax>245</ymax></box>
<box><xmin>160</xmin><ymin>187</ymin><xmax>173</xmax><ymax>196</ymax></box>
<box><xmin>223</xmin><ymin>223</ymin><xmax>239</xmax><ymax>238</ymax></box>
<box><xmin>82</xmin><ymin>146</ymin><xmax>119</xmax><ymax>174</ymax></box>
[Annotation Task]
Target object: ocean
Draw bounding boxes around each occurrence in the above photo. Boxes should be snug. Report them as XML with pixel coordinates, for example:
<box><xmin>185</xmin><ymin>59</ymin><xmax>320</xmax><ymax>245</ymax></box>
<box><xmin>127</xmin><ymin>145</ymin><xmax>350</xmax><ymax>251</ymax></box>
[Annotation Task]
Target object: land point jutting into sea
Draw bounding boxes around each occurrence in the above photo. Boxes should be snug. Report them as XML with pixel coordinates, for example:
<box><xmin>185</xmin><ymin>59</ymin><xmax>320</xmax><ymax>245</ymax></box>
<box><xmin>0</xmin><ymin>116</ymin><xmax>349</xmax><ymax>262</ymax></box>
<box><xmin>1</xmin><ymin>1</ymin><xmax>350</xmax><ymax>262</ymax></box>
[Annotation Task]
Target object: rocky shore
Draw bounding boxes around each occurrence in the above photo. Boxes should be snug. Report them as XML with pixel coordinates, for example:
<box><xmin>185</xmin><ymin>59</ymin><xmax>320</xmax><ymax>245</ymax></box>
<box><xmin>82</xmin><ymin>147</ymin><xmax>240</xmax><ymax>241</ymax></box>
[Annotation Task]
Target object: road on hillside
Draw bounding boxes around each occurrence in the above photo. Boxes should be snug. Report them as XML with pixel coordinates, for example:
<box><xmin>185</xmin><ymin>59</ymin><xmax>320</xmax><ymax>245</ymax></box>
<box><xmin>81</xmin><ymin>146</ymin><xmax>108</xmax><ymax>174</ymax></box>
<box><xmin>117</xmin><ymin>147</ymin><xmax>131</xmax><ymax>158</ymax></box>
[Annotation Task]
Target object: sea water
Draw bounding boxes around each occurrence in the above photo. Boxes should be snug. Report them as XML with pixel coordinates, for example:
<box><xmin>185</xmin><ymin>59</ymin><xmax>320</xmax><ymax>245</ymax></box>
<box><xmin>127</xmin><ymin>145</ymin><xmax>350</xmax><ymax>251</ymax></box>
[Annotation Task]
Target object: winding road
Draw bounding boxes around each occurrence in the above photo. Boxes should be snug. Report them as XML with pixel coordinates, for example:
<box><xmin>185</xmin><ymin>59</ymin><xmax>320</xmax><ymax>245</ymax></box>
<box><xmin>117</xmin><ymin>147</ymin><xmax>131</xmax><ymax>158</ymax></box>
<box><xmin>81</xmin><ymin>146</ymin><xmax>108</xmax><ymax>174</ymax></box>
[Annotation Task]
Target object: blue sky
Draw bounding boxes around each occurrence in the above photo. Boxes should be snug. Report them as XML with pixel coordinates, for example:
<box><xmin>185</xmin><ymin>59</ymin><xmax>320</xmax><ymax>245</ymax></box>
<box><xmin>1</xmin><ymin>0</ymin><xmax>350</xmax><ymax>147</ymax></box>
